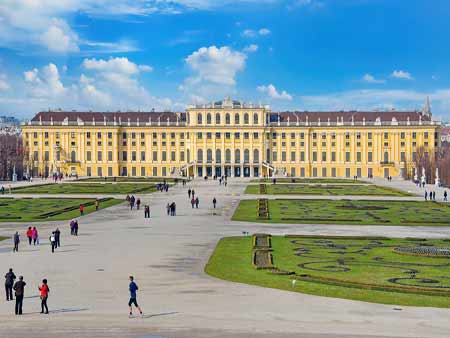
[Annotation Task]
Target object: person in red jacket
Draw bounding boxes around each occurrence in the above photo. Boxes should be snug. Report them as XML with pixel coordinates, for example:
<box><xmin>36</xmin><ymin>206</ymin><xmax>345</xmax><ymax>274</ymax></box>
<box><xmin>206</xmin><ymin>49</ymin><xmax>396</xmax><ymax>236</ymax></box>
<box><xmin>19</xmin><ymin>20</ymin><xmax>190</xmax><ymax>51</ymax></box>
<box><xmin>26</xmin><ymin>227</ymin><xmax>33</xmax><ymax>245</ymax></box>
<box><xmin>79</xmin><ymin>204</ymin><xmax>84</xmax><ymax>216</ymax></box>
<box><xmin>38</xmin><ymin>279</ymin><xmax>50</xmax><ymax>314</ymax></box>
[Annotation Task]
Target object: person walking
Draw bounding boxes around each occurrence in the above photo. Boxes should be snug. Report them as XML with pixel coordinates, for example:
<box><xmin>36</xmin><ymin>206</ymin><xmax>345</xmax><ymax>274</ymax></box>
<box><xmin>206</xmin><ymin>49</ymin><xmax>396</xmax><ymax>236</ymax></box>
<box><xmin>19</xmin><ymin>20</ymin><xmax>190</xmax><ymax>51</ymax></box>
<box><xmin>32</xmin><ymin>227</ymin><xmax>39</xmax><ymax>245</ymax></box>
<box><xmin>26</xmin><ymin>227</ymin><xmax>33</xmax><ymax>245</ymax></box>
<box><xmin>74</xmin><ymin>220</ymin><xmax>79</xmax><ymax>236</ymax></box>
<box><xmin>444</xmin><ymin>190</ymin><xmax>448</xmax><ymax>202</ymax></box>
<box><xmin>188</xmin><ymin>188</ymin><xmax>191</xmax><ymax>199</ymax></box>
<box><xmin>212</xmin><ymin>197</ymin><xmax>217</xmax><ymax>209</ymax></box>
<box><xmin>144</xmin><ymin>205</ymin><xmax>150</xmax><ymax>218</ymax></box>
<box><xmin>136</xmin><ymin>198</ymin><xmax>141</xmax><ymax>210</ymax></box>
<box><xmin>433</xmin><ymin>191</ymin><xmax>436</xmax><ymax>201</ymax></box>
<box><xmin>128</xmin><ymin>276</ymin><xmax>143</xmax><ymax>318</ymax></box>
<box><xmin>424</xmin><ymin>190</ymin><xmax>428</xmax><ymax>201</ymax></box>
<box><xmin>38</xmin><ymin>279</ymin><xmax>49</xmax><ymax>314</ymax></box>
<box><xmin>191</xmin><ymin>189</ymin><xmax>195</xmax><ymax>199</ymax></box>
<box><xmin>191</xmin><ymin>196</ymin><xmax>195</xmax><ymax>208</ymax></box>
<box><xmin>49</xmin><ymin>232</ymin><xmax>57</xmax><ymax>253</ymax></box>
<box><xmin>195</xmin><ymin>197</ymin><xmax>199</xmax><ymax>209</ymax></box>
<box><xmin>13</xmin><ymin>276</ymin><xmax>26</xmax><ymax>315</ymax></box>
<box><xmin>166</xmin><ymin>203</ymin><xmax>170</xmax><ymax>215</ymax></box>
<box><xmin>95</xmin><ymin>199</ymin><xmax>100</xmax><ymax>211</ymax></box>
<box><xmin>5</xmin><ymin>268</ymin><xmax>16</xmax><ymax>301</ymax></box>
<box><xmin>79</xmin><ymin>204</ymin><xmax>84</xmax><ymax>216</ymax></box>
<box><xmin>130</xmin><ymin>195</ymin><xmax>135</xmax><ymax>210</ymax></box>
<box><xmin>13</xmin><ymin>232</ymin><xmax>20</xmax><ymax>252</ymax></box>
<box><xmin>54</xmin><ymin>228</ymin><xmax>61</xmax><ymax>248</ymax></box>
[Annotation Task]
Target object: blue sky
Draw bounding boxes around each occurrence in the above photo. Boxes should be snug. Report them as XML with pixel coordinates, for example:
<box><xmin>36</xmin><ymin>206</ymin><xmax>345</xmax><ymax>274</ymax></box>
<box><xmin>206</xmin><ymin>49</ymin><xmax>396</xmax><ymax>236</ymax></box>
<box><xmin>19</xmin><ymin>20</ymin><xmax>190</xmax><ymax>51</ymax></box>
<box><xmin>1</xmin><ymin>0</ymin><xmax>450</xmax><ymax>120</ymax></box>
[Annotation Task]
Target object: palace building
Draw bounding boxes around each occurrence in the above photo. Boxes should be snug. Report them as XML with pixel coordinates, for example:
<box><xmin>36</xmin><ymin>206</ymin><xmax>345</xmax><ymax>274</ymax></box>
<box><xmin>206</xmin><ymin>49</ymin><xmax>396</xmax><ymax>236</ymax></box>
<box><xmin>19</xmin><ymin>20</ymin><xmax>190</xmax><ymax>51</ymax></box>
<box><xmin>22</xmin><ymin>97</ymin><xmax>441</xmax><ymax>179</ymax></box>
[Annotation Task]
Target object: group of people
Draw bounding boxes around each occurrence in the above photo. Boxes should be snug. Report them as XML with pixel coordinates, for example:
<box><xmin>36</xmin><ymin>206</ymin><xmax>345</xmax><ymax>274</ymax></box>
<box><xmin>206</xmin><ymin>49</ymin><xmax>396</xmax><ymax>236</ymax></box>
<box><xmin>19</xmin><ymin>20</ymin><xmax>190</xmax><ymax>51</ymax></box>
<box><xmin>166</xmin><ymin>202</ymin><xmax>177</xmax><ymax>216</ymax></box>
<box><xmin>70</xmin><ymin>220</ymin><xmax>79</xmax><ymax>235</ymax></box>
<box><xmin>13</xmin><ymin>227</ymin><xmax>40</xmax><ymax>252</ymax></box>
<box><xmin>4</xmin><ymin>268</ymin><xmax>50</xmax><ymax>315</ymax></box>
<box><xmin>424</xmin><ymin>190</ymin><xmax>448</xmax><ymax>202</ymax></box>
<box><xmin>51</xmin><ymin>172</ymin><xmax>63</xmax><ymax>182</ymax></box>
<box><xmin>126</xmin><ymin>195</ymin><xmax>141</xmax><ymax>210</ymax></box>
<box><xmin>156</xmin><ymin>182</ymin><xmax>170</xmax><ymax>192</ymax></box>
<box><xmin>49</xmin><ymin>228</ymin><xmax>61</xmax><ymax>253</ymax></box>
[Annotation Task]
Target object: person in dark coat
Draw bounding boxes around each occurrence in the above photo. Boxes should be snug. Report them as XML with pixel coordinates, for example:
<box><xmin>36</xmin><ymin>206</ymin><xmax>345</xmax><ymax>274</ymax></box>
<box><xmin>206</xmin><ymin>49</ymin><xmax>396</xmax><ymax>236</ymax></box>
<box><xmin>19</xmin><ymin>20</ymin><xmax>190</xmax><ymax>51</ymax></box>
<box><xmin>4</xmin><ymin>268</ymin><xmax>16</xmax><ymax>301</ymax></box>
<box><xmin>13</xmin><ymin>276</ymin><xmax>26</xmax><ymax>315</ymax></box>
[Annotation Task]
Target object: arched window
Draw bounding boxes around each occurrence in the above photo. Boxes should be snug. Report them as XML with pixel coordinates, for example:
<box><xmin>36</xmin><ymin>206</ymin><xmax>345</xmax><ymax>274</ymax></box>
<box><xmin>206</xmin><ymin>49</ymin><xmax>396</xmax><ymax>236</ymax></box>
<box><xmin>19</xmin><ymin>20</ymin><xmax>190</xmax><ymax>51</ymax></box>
<box><xmin>207</xmin><ymin>149</ymin><xmax>213</xmax><ymax>163</ymax></box>
<box><xmin>225</xmin><ymin>149</ymin><xmax>231</xmax><ymax>163</ymax></box>
<box><xmin>71</xmin><ymin>151</ymin><xmax>76</xmax><ymax>162</ymax></box>
<box><xmin>225</xmin><ymin>113</ymin><xmax>231</xmax><ymax>124</ymax></box>
<box><xmin>216</xmin><ymin>149</ymin><xmax>221</xmax><ymax>163</ymax></box>
<box><xmin>253</xmin><ymin>149</ymin><xmax>259</xmax><ymax>163</ymax></box>
<box><xmin>253</xmin><ymin>113</ymin><xmax>258</xmax><ymax>125</ymax></box>
<box><xmin>206</xmin><ymin>113</ymin><xmax>212</xmax><ymax>124</ymax></box>
<box><xmin>234</xmin><ymin>113</ymin><xmax>240</xmax><ymax>125</ymax></box>
<box><xmin>244</xmin><ymin>149</ymin><xmax>250</xmax><ymax>163</ymax></box>
<box><xmin>197</xmin><ymin>149</ymin><xmax>203</xmax><ymax>162</ymax></box>
<box><xmin>244</xmin><ymin>113</ymin><xmax>249</xmax><ymax>124</ymax></box>
<box><xmin>197</xmin><ymin>113</ymin><xmax>202</xmax><ymax>124</ymax></box>
<box><xmin>215</xmin><ymin>113</ymin><xmax>221</xmax><ymax>124</ymax></box>
<box><xmin>384</xmin><ymin>152</ymin><xmax>389</xmax><ymax>163</ymax></box>
<box><xmin>235</xmin><ymin>149</ymin><xmax>241</xmax><ymax>163</ymax></box>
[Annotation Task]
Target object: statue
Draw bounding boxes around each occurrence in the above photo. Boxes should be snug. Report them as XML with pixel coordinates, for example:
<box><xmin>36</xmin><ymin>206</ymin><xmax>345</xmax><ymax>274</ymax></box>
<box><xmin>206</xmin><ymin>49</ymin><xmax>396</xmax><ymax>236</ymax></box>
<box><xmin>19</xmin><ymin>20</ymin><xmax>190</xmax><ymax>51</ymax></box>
<box><xmin>12</xmin><ymin>165</ymin><xmax>17</xmax><ymax>182</ymax></box>
<box><xmin>421</xmin><ymin>167</ymin><xmax>426</xmax><ymax>186</ymax></box>
<box><xmin>413</xmin><ymin>167</ymin><xmax>418</xmax><ymax>182</ymax></box>
<box><xmin>435</xmin><ymin>167</ymin><xmax>440</xmax><ymax>187</ymax></box>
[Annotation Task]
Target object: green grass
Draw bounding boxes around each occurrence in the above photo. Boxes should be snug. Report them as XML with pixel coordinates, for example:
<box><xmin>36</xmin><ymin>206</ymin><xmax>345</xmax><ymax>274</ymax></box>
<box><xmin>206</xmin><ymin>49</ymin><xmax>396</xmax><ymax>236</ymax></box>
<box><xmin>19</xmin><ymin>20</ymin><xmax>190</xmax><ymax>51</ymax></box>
<box><xmin>205</xmin><ymin>236</ymin><xmax>450</xmax><ymax>308</ymax></box>
<box><xmin>245</xmin><ymin>184</ymin><xmax>411</xmax><ymax>196</ymax></box>
<box><xmin>0</xmin><ymin>198</ymin><xmax>123</xmax><ymax>222</ymax></box>
<box><xmin>0</xmin><ymin>236</ymin><xmax>7</xmax><ymax>241</ymax></box>
<box><xmin>251</xmin><ymin>178</ymin><xmax>370</xmax><ymax>184</ymax></box>
<box><xmin>232</xmin><ymin>199</ymin><xmax>450</xmax><ymax>226</ymax></box>
<box><xmin>77</xmin><ymin>177</ymin><xmax>181</xmax><ymax>183</ymax></box>
<box><xmin>12</xmin><ymin>183</ymin><xmax>157</xmax><ymax>194</ymax></box>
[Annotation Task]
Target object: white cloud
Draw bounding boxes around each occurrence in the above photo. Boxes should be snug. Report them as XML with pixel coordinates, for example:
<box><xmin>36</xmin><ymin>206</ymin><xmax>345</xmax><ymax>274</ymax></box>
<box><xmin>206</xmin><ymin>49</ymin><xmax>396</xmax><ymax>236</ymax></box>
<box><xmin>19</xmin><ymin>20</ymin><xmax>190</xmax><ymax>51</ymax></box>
<box><xmin>257</xmin><ymin>84</ymin><xmax>293</xmax><ymax>100</ymax></box>
<box><xmin>241</xmin><ymin>28</ymin><xmax>271</xmax><ymax>38</ymax></box>
<box><xmin>243</xmin><ymin>44</ymin><xmax>258</xmax><ymax>53</ymax></box>
<box><xmin>362</xmin><ymin>73</ymin><xmax>385</xmax><ymax>84</ymax></box>
<box><xmin>82</xmin><ymin>57</ymin><xmax>152</xmax><ymax>74</ymax></box>
<box><xmin>258</xmin><ymin>28</ymin><xmax>271</xmax><ymax>36</ymax></box>
<box><xmin>185</xmin><ymin>46</ymin><xmax>247</xmax><ymax>86</ymax></box>
<box><xmin>39</xmin><ymin>19</ymin><xmax>80</xmax><ymax>53</ymax></box>
<box><xmin>391</xmin><ymin>70</ymin><xmax>413</xmax><ymax>80</ymax></box>
<box><xmin>0</xmin><ymin>75</ymin><xmax>10</xmax><ymax>91</ymax></box>
<box><xmin>24</xmin><ymin>63</ymin><xmax>67</xmax><ymax>98</ymax></box>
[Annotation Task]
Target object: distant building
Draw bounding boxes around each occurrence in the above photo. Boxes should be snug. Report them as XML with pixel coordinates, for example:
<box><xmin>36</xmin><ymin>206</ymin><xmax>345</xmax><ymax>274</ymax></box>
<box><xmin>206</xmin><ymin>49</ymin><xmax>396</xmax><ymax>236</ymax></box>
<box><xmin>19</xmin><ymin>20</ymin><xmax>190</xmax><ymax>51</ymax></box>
<box><xmin>0</xmin><ymin>116</ymin><xmax>21</xmax><ymax>135</ymax></box>
<box><xmin>441</xmin><ymin>125</ymin><xmax>450</xmax><ymax>143</ymax></box>
<box><xmin>22</xmin><ymin>97</ymin><xmax>441</xmax><ymax>179</ymax></box>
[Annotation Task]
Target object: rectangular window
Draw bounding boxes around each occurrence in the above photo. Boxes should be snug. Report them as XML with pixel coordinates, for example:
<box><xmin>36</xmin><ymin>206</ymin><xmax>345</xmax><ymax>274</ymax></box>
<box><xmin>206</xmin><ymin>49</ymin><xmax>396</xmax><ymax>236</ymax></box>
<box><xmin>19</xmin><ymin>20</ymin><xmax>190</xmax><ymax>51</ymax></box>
<box><xmin>300</xmin><ymin>132</ymin><xmax>304</xmax><ymax>139</ymax></box>
<box><xmin>424</xmin><ymin>132</ymin><xmax>429</xmax><ymax>139</ymax></box>
<box><xmin>86</xmin><ymin>132</ymin><xmax>91</xmax><ymax>139</ymax></box>
<box><xmin>400</xmin><ymin>152</ymin><xmax>405</xmax><ymax>162</ymax></box>
<box><xmin>44</xmin><ymin>151</ymin><xmax>49</xmax><ymax>161</ymax></box>
<box><xmin>225</xmin><ymin>132</ymin><xmax>231</xmax><ymax>139</ymax></box>
<box><xmin>357</xmin><ymin>152</ymin><xmax>361</xmax><ymax>162</ymax></box>
<box><xmin>253</xmin><ymin>132</ymin><xmax>259</xmax><ymax>139</ymax></box>
<box><xmin>216</xmin><ymin>132</ymin><xmax>221</xmax><ymax>139</ymax></box>
<box><xmin>132</xmin><ymin>167</ymin><xmax>136</xmax><ymax>176</ymax></box>
<box><xmin>321</xmin><ymin>151</ymin><xmax>326</xmax><ymax>161</ymax></box>
<box><xmin>162</xmin><ymin>151</ymin><xmax>167</xmax><ymax>161</ymax></box>
<box><xmin>368</xmin><ymin>152</ymin><xmax>373</xmax><ymax>162</ymax></box>
<box><xmin>153</xmin><ymin>167</ymin><xmax>157</xmax><ymax>176</ymax></box>
<box><xmin>331</xmin><ymin>152</ymin><xmax>336</xmax><ymax>162</ymax></box>
<box><xmin>331</xmin><ymin>168</ymin><xmax>336</xmax><ymax>177</ymax></box>
<box><xmin>312</xmin><ymin>167</ymin><xmax>318</xmax><ymax>177</ymax></box>
<box><xmin>108</xmin><ymin>132</ymin><xmax>112</xmax><ymax>139</ymax></box>
<box><xmin>300</xmin><ymin>151</ymin><xmax>305</xmax><ymax>162</ymax></box>
<box><xmin>180</xmin><ymin>151</ymin><xmax>185</xmax><ymax>161</ymax></box>
<box><xmin>87</xmin><ymin>151</ymin><xmax>91</xmax><ymax>161</ymax></box>
<box><xmin>153</xmin><ymin>151</ymin><xmax>158</xmax><ymax>161</ymax></box>
<box><xmin>312</xmin><ymin>152</ymin><xmax>317</xmax><ymax>162</ymax></box>
<box><xmin>207</xmin><ymin>132</ymin><xmax>212</xmax><ymax>139</ymax></box>
<box><xmin>345</xmin><ymin>168</ymin><xmax>351</xmax><ymax>178</ymax></box>
<box><xmin>400</xmin><ymin>132</ymin><xmax>405</xmax><ymax>139</ymax></box>
<box><xmin>132</xmin><ymin>151</ymin><xmax>136</xmax><ymax>161</ymax></box>
<box><xmin>97</xmin><ymin>167</ymin><xmax>102</xmax><ymax>177</ymax></box>
<box><xmin>345</xmin><ymin>152</ymin><xmax>350</xmax><ymax>162</ymax></box>
<box><xmin>322</xmin><ymin>167</ymin><xmax>327</xmax><ymax>177</ymax></box>
<box><xmin>300</xmin><ymin>167</ymin><xmax>305</xmax><ymax>177</ymax></box>
<box><xmin>412</xmin><ymin>132</ymin><xmax>417</xmax><ymax>139</ymax></box>
<box><xmin>281</xmin><ymin>151</ymin><xmax>286</xmax><ymax>161</ymax></box>
<box><xmin>244</xmin><ymin>132</ymin><xmax>249</xmax><ymax>139</ymax></box>
<box><xmin>197</xmin><ymin>132</ymin><xmax>202</xmax><ymax>139</ymax></box>
<box><xmin>141</xmin><ymin>167</ymin><xmax>146</xmax><ymax>176</ymax></box>
<box><xmin>291</xmin><ymin>151</ymin><xmax>296</xmax><ymax>162</ymax></box>
<box><xmin>368</xmin><ymin>132</ymin><xmax>372</xmax><ymax>139</ymax></box>
<box><xmin>162</xmin><ymin>167</ymin><xmax>167</xmax><ymax>176</ymax></box>
<box><xmin>122</xmin><ymin>151</ymin><xmax>127</xmax><ymax>161</ymax></box>
<box><xmin>384</xmin><ymin>132</ymin><xmax>389</xmax><ymax>139</ymax></box>
<box><xmin>108</xmin><ymin>151</ymin><xmax>113</xmax><ymax>161</ymax></box>
<box><xmin>97</xmin><ymin>151</ymin><xmax>102</xmax><ymax>161</ymax></box>
<box><xmin>272</xmin><ymin>151</ymin><xmax>277</xmax><ymax>161</ymax></box>
<box><xmin>141</xmin><ymin>151</ymin><xmax>146</xmax><ymax>161</ymax></box>
<box><xmin>97</xmin><ymin>132</ymin><xmax>102</xmax><ymax>139</ymax></box>
<box><xmin>171</xmin><ymin>151</ymin><xmax>176</xmax><ymax>161</ymax></box>
<box><xmin>108</xmin><ymin>167</ymin><xmax>113</xmax><ymax>177</ymax></box>
<box><xmin>234</xmin><ymin>132</ymin><xmax>240</xmax><ymax>139</ymax></box>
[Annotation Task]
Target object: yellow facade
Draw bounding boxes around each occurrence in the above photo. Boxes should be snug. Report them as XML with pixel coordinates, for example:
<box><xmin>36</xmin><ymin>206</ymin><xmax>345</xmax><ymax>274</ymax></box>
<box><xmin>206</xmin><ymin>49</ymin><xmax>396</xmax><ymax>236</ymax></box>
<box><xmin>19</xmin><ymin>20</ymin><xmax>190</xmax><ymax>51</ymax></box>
<box><xmin>22</xmin><ymin>98</ymin><xmax>441</xmax><ymax>179</ymax></box>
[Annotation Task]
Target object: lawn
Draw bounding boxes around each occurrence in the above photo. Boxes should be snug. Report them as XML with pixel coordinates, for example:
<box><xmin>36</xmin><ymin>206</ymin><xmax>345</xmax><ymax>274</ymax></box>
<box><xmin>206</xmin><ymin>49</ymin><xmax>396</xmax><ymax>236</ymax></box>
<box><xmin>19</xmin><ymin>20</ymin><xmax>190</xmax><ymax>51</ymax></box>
<box><xmin>245</xmin><ymin>183</ymin><xmax>410</xmax><ymax>196</ymax></box>
<box><xmin>77</xmin><ymin>177</ymin><xmax>180</xmax><ymax>183</ymax></box>
<box><xmin>251</xmin><ymin>178</ymin><xmax>370</xmax><ymax>184</ymax></box>
<box><xmin>11</xmin><ymin>183</ymin><xmax>157</xmax><ymax>194</ymax></box>
<box><xmin>232</xmin><ymin>199</ymin><xmax>450</xmax><ymax>226</ymax></box>
<box><xmin>0</xmin><ymin>198</ymin><xmax>122</xmax><ymax>222</ymax></box>
<box><xmin>205</xmin><ymin>235</ymin><xmax>450</xmax><ymax>307</ymax></box>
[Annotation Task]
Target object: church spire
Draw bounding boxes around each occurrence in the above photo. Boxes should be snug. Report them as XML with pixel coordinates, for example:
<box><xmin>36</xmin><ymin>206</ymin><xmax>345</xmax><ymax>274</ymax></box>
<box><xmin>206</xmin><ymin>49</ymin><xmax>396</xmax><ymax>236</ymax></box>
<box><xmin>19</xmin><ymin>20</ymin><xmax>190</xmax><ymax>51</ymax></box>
<box><xmin>423</xmin><ymin>96</ymin><xmax>431</xmax><ymax>117</ymax></box>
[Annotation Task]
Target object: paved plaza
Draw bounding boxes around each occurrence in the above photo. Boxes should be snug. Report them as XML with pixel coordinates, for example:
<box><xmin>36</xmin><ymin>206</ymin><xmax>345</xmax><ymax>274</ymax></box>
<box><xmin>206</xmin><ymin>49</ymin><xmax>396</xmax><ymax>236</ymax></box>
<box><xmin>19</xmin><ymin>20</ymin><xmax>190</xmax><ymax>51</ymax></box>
<box><xmin>1</xmin><ymin>178</ymin><xmax>450</xmax><ymax>338</ymax></box>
